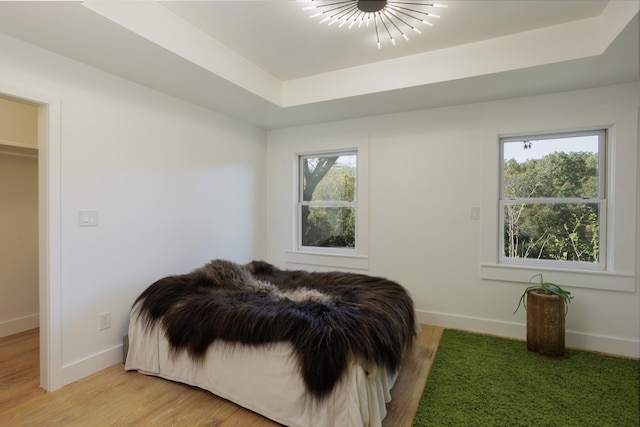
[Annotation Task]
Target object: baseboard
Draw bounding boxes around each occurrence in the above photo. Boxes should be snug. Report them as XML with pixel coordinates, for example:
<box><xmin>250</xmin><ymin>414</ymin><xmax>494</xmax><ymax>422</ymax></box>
<box><xmin>59</xmin><ymin>344</ymin><xmax>123</xmax><ymax>389</ymax></box>
<box><xmin>0</xmin><ymin>313</ymin><xmax>39</xmax><ymax>338</ymax></box>
<box><xmin>48</xmin><ymin>310</ymin><xmax>639</xmax><ymax>390</ymax></box>
<box><xmin>416</xmin><ymin>309</ymin><xmax>639</xmax><ymax>359</ymax></box>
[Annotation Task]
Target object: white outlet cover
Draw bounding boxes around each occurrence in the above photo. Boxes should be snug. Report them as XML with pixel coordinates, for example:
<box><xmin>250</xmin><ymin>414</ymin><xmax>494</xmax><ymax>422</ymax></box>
<box><xmin>470</xmin><ymin>207</ymin><xmax>481</xmax><ymax>220</ymax></box>
<box><xmin>99</xmin><ymin>312</ymin><xmax>111</xmax><ymax>330</ymax></box>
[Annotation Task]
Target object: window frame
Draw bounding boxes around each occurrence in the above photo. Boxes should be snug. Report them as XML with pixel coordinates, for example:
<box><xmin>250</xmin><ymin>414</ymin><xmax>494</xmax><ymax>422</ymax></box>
<box><xmin>284</xmin><ymin>138</ymin><xmax>370</xmax><ymax>271</ymax></box>
<box><xmin>477</xmin><ymin>87</ymin><xmax>637</xmax><ymax>293</ymax></box>
<box><xmin>498</xmin><ymin>129</ymin><xmax>607</xmax><ymax>271</ymax></box>
<box><xmin>297</xmin><ymin>149</ymin><xmax>358</xmax><ymax>255</ymax></box>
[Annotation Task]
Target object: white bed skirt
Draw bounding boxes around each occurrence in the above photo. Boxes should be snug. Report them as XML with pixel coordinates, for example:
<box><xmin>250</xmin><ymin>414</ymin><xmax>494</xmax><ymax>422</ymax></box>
<box><xmin>124</xmin><ymin>310</ymin><xmax>398</xmax><ymax>427</ymax></box>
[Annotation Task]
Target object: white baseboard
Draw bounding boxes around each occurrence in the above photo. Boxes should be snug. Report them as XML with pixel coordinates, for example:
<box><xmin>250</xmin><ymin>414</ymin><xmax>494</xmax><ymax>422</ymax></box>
<box><xmin>45</xmin><ymin>310</ymin><xmax>640</xmax><ymax>391</ymax></box>
<box><xmin>59</xmin><ymin>344</ymin><xmax>123</xmax><ymax>389</ymax></box>
<box><xmin>416</xmin><ymin>309</ymin><xmax>639</xmax><ymax>359</ymax></box>
<box><xmin>0</xmin><ymin>313</ymin><xmax>39</xmax><ymax>338</ymax></box>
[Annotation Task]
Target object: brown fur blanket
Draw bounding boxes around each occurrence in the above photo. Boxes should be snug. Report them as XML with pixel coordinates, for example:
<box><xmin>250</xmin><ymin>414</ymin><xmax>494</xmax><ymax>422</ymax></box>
<box><xmin>132</xmin><ymin>259</ymin><xmax>416</xmax><ymax>399</ymax></box>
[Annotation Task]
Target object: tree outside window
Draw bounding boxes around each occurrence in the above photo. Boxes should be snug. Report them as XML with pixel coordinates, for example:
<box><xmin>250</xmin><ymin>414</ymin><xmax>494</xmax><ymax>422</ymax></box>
<box><xmin>299</xmin><ymin>152</ymin><xmax>356</xmax><ymax>250</ymax></box>
<box><xmin>500</xmin><ymin>130</ymin><xmax>606</xmax><ymax>269</ymax></box>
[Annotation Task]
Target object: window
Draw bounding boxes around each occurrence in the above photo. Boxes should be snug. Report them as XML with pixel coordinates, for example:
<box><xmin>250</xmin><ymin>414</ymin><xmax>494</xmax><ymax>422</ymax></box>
<box><xmin>298</xmin><ymin>151</ymin><xmax>357</xmax><ymax>253</ymax></box>
<box><xmin>499</xmin><ymin>130</ymin><xmax>606</xmax><ymax>270</ymax></box>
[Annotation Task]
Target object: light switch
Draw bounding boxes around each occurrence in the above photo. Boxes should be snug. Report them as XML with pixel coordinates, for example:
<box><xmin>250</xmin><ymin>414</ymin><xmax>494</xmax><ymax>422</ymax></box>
<box><xmin>79</xmin><ymin>209</ymin><xmax>99</xmax><ymax>227</ymax></box>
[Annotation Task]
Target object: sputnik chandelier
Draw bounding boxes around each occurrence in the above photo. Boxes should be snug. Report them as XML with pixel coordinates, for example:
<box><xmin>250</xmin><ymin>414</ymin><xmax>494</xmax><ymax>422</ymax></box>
<box><xmin>298</xmin><ymin>0</ymin><xmax>447</xmax><ymax>49</ymax></box>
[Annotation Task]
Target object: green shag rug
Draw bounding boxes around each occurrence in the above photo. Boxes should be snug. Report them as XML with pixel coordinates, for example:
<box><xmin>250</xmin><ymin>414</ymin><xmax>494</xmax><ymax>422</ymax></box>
<box><xmin>413</xmin><ymin>329</ymin><xmax>639</xmax><ymax>426</ymax></box>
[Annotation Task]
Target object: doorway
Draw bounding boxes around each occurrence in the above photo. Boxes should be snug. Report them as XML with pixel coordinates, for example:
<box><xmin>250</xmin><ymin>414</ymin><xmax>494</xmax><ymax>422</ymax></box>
<box><xmin>0</xmin><ymin>96</ymin><xmax>39</xmax><ymax>341</ymax></box>
<box><xmin>0</xmin><ymin>83</ymin><xmax>62</xmax><ymax>391</ymax></box>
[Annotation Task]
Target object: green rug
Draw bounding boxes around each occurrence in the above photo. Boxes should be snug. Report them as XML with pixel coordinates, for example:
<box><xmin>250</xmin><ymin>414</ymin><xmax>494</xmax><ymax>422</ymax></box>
<box><xmin>413</xmin><ymin>329</ymin><xmax>639</xmax><ymax>426</ymax></box>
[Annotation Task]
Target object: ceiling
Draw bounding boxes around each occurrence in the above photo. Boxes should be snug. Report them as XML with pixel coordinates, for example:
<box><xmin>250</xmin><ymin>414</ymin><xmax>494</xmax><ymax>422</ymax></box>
<box><xmin>163</xmin><ymin>0</ymin><xmax>608</xmax><ymax>81</ymax></box>
<box><xmin>0</xmin><ymin>1</ymin><xmax>637</xmax><ymax>129</ymax></box>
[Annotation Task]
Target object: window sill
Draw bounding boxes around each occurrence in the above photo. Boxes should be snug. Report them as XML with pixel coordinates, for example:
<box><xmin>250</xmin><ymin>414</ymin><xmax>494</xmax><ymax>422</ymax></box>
<box><xmin>480</xmin><ymin>263</ymin><xmax>636</xmax><ymax>292</ymax></box>
<box><xmin>285</xmin><ymin>251</ymin><xmax>369</xmax><ymax>271</ymax></box>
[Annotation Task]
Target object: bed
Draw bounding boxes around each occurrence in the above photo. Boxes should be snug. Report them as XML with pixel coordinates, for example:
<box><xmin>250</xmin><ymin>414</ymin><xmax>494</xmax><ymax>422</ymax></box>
<box><xmin>124</xmin><ymin>260</ymin><xmax>416</xmax><ymax>427</ymax></box>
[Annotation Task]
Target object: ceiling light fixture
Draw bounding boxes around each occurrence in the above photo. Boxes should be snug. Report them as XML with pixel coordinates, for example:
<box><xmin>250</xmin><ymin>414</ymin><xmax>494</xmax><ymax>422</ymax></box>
<box><xmin>298</xmin><ymin>0</ymin><xmax>447</xmax><ymax>49</ymax></box>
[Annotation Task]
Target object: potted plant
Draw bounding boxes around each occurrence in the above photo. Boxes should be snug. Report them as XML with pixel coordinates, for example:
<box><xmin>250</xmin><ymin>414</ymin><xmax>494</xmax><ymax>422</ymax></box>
<box><xmin>514</xmin><ymin>274</ymin><xmax>574</xmax><ymax>358</ymax></box>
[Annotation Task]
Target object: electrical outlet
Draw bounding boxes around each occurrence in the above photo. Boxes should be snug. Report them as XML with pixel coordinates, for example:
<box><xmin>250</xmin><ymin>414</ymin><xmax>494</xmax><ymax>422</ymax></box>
<box><xmin>99</xmin><ymin>312</ymin><xmax>111</xmax><ymax>330</ymax></box>
<box><xmin>470</xmin><ymin>206</ymin><xmax>481</xmax><ymax>220</ymax></box>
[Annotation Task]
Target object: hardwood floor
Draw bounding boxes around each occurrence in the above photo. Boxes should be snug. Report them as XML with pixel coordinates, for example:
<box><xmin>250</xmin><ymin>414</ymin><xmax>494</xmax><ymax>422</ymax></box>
<box><xmin>0</xmin><ymin>328</ymin><xmax>45</xmax><ymax>414</ymax></box>
<box><xmin>0</xmin><ymin>325</ymin><xmax>442</xmax><ymax>426</ymax></box>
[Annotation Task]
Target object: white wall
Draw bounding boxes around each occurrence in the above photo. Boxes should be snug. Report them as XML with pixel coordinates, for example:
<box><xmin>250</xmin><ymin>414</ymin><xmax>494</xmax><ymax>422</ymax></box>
<box><xmin>266</xmin><ymin>83</ymin><xmax>639</xmax><ymax>358</ymax></box>
<box><xmin>0</xmin><ymin>33</ymin><xmax>267</xmax><ymax>388</ymax></box>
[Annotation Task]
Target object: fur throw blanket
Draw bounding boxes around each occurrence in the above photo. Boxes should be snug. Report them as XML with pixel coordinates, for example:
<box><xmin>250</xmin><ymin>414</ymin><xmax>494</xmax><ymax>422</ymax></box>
<box><xmin>133</xmin><ymin>259</ymin><xmax>416</xmax><ymax>399</ymax></box>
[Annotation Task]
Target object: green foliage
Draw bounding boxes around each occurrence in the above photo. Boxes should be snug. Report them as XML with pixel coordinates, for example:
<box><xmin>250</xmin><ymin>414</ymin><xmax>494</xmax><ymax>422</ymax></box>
<box><xmin>302</xmin><ymin>206</ymin><xmax>355</xmax><ymax>247</ymax></box>
<box><xmin>513</xmin><ymin>274</ymin><xmax>574</xmax><ymax>314</ymax></box>
<box><xmin>301</xmin><ymin>156</ymin><xmax>356</xmax><ymax>248</ymax></box>
<box><xmin>503</xmin><ymin>151</ymin><xmax>600</xmax><ymax>262</ymax></box>
<box><xmin>504</xmin><ymin>151</ymin><xmax>598</xmax><ymax>199</ymax></box>
<box><xmin>312</xmin><ymin>164</ymin><xmax>355</xmax><ymax>201</ymax></box>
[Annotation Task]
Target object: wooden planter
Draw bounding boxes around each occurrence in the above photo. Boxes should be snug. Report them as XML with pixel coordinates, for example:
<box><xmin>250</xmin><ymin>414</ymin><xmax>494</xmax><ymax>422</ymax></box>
<box><xmin>526</xmin><ymin>291</ymin><xmax>566</xmax><ymax>358</ymax></box>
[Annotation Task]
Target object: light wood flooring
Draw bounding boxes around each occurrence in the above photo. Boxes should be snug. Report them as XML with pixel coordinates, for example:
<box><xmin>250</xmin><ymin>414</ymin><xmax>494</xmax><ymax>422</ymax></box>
<box><xmin>0</xmin><ymin>325</ymin><xmax>443</xmax><ymax>426</ymax></box>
